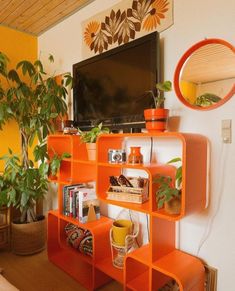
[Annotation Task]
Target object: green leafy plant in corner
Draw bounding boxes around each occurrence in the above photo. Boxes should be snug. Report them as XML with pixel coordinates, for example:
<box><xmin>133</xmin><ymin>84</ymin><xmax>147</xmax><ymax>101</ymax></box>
<box><xmin>154</xmin><ymin>157</ymin><xmax>182</xmax><ymax>209</ymax></box>
<box><xmin>146</xmin><ymin>81</ymin><xmax>172</xmax><ymax>108</ymax></box>
<box><xmin>0</xmin><ymin>51</ymin><xmax>73</xmax><ymax>223</ymax></box>
<box><xmin>78</xmin><ymin>122</ymin><xmax>110</xmax><ymax>143</ymax></box>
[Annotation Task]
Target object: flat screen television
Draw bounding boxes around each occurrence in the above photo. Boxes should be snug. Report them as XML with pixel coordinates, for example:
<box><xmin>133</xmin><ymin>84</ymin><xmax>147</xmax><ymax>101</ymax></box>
<box><xmin>73</xmin><ymin>31</ymin><xmax>160</xmax><ymax>130</ymax></box>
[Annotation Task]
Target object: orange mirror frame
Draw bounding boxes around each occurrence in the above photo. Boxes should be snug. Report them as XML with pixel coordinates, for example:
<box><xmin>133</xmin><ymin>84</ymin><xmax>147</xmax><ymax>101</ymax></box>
<box><xmin>174</xmin><ymin>38</ymin><xmax>235</xmax><ymax>110</ymax></box>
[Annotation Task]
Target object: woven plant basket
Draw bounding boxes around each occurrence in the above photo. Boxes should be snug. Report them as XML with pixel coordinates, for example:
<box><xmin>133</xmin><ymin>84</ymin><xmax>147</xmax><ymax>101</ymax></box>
<box><xmin>11</xmin><ymin>217</ymin><xmax>46</xmax><ymax>255</ymax></box>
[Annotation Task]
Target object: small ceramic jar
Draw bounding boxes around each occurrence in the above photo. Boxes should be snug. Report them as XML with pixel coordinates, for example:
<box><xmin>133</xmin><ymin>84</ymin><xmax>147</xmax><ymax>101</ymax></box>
<box><xmin>128</xmin><ymin>146</ymin><xmax>143</xmax><ymax>164</ymax></box>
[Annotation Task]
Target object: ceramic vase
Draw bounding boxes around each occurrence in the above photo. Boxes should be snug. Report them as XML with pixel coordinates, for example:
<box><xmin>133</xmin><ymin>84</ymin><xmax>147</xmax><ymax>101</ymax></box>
<box><xmin>128</xmin><ymin>147</ymin><xmax>143</xmax><ymax>164</ymax></box>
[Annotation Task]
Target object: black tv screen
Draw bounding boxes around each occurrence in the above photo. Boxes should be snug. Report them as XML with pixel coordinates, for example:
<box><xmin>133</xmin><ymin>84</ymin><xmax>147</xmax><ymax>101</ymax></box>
<box><xmin>73</xmin><ymin>32</ymin><xmax>160</xmax><ymax>130</ymax></box>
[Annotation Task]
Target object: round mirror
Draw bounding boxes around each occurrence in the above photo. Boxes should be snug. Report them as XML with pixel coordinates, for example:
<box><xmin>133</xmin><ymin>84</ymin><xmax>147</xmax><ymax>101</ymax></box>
<box><xmin>174</xmin><ymin>39</ymin><xmax>235</xmax><ymax>110</ymax></box>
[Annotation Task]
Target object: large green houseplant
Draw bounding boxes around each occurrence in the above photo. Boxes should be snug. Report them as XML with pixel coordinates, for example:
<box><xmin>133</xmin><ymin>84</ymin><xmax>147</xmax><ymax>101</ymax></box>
<box><xmin>0</xmin><ymin>52</ymin><xmax>72</xmax><ymax>254</ymax></box>
<box><xmin>144</xmin><ymin>81</ymin><xmax>172</xmax><ymax>132</ymax></box>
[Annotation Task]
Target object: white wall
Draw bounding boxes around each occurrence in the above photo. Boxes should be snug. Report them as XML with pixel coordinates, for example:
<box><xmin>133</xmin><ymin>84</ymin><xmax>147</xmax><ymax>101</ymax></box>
<box><xmin>39</xmin><ymin>0</ymin><xmax>235</xmax><ymax>289</ymax></box>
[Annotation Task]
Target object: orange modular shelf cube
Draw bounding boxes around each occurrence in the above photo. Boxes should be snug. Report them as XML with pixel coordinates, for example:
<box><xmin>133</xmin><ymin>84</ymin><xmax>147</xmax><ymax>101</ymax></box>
<box><xmin>95</xmin><ymin>256</ymin><xmax>124</xmax><ymax>283</ymax></box>
<box><xmin>151</xmin><ymin>217</ymin><xmax>176</xmax><ymax>261</ymax></box>
<box><xmin>125</xmin><ymin>244</ymin><xmax>151</xmax><ymax>265</ymax></box>
<box><xmin>97</xmin><ymin>132</ymin><xmax>208</xmax><ymax>220</ymax></box>
<box><xmin>47</xmin><ymin>132</ymin><xmax>208</xmax><ymax>290</ymax></box>
<box><xmin>58</xmin><ymin>160</ymin><xmax>72</xmax><ymax>183</ymax></box>
<box><xmin>152</xmin><ymin>250</ymin><xmax>205</xmax><ymax>291</ymax></box>
<box><xmin>97</xmin><ymin>164</ymin><xmax>175</xmax><ymax>215</ymax></box>
<box><xmin>48</xmin><ymin>210</ymin><xmax>112</xmax><ymax>290</ymax></box>
<box><xmin>125</xmin><ymin>257</ymin><xmax>150</xmax><ymax>291</ymax></box>
<box><xmin>71</xmin><ymin>160</ymin><xmax>96</xmax><ymax>182</ymax></box>
<box><xmin>47</xmin><ymin>134</ymin><xmax>86</xmax><ymax>160</ymax></box>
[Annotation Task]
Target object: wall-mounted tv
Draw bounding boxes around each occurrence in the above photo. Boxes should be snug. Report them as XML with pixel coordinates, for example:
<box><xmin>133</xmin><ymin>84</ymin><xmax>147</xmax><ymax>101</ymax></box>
<box><xmin>73</xmin><ymin>31</ymin><xmax>160</xmax><ymax>130</ymax></box>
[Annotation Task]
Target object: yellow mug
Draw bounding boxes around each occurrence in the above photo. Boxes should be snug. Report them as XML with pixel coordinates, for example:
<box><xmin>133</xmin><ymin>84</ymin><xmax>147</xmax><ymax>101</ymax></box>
<box><xmin>112</xmin><ymin>219</ymin><xmax>132</xmax><ymax>246</ymax></box>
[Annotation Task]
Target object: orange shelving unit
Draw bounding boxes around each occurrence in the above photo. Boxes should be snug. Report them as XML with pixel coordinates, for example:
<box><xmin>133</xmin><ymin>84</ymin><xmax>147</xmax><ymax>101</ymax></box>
<box><xmin>47</xmin><ymin>132</ymin><xmax>208</xmax><ymax>290</ymax></box>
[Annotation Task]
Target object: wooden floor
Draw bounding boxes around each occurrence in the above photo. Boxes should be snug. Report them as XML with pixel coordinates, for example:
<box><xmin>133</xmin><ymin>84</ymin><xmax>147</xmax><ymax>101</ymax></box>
<box><xmin>0</xmin><ymin>249</ymin><xmax>122</xmax><ymax>291</ymax></box>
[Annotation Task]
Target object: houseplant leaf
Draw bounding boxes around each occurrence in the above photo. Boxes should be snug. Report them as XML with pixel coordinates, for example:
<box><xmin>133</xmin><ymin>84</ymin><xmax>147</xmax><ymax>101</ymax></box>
<box><xmin>0</xmin><ymin>52</ymin><xmax>72</xmax><ymax>225</ymax></box>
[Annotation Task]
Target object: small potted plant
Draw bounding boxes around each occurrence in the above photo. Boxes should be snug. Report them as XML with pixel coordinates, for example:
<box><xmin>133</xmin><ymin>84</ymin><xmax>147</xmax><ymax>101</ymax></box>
<box><xmin>144</xmin><ymin>81</ymin><xmax>172</xmax><ymax>132</ymax></box>
<box><xmin>154</xmin><ymin>157</ymin><xmax>182</xmax><ymax>215</ymax></box>
<box><xmin>78</xmin><ymin>123</ymin><xmax>109</xmax><ymax>161</ymax></box>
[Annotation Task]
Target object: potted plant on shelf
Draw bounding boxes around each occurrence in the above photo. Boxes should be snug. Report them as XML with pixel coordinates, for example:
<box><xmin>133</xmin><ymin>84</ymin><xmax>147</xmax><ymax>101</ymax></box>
<box><xmin>154</xmin><ymin>157</ymin><xmax>182</xmax><ymax>215</ymax></box>
<box><xmin>0</xmin><ymin>52</ymin><xmax>72</xmax><ymax>255</ymax></box>
<box><xmin>78</xmin><ymin>123</ymin><xmax>109</xmax><ymax>161</ymax></box>
<box><xmin>144</xmin><ymin>80</ymin><xmax>172</xmax><ymax>132</ymax></box>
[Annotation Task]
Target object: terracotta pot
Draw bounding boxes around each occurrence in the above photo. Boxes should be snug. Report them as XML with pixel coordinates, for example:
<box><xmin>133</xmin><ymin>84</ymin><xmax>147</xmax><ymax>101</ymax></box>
<box><xmin>164</xmin><ymin>196</ymin><xmax>181</xmax><ymax>215</ymax></box>
<box><xmin>11</xmin><ymin>217</ymin><xmax>46</xmax><ymax>255</ymax></box>
<box><xmin>86</xmin><ymin>143</ymin><xmax>96</xmax><ymax>161</ymax></box>
<box><xmin>144</xmin><ymin>108</ymin><xmax>169</xmax><ymax>132</ymax></box>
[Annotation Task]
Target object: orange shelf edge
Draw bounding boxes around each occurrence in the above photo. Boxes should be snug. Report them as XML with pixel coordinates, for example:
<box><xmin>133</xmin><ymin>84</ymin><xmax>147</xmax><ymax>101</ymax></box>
<box><xmin>59</xmin><ymin>214</ymin><xmax>112</xmax><ymax>231</ymax></box>
<box><xmin>126</xmin><ymin>244</ymin><xmax>151</xmax><ymax>265</ymax></box>
<box><xmin>95</xmin><ymin>256</ymin><xmax>124</xmax><ymax>283</ymax></box>
<box><xmin>126</xmin><ymin>270</ymin><xmax>150</xmax><ymax>291</ymax></box>
<box><xmin>100</xmin><ymin>197</ymin><xmax>151</xmax><ymax>214</ymax></box>
<box><xmin>152</xmin><ymin>209</ymin><xmax>184</xmax><ymax>221</ymax></box>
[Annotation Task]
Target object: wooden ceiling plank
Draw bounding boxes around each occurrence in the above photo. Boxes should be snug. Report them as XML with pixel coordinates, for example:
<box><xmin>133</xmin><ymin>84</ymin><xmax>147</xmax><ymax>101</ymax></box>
<box><xmin>18</xmin><ymin>0</ymin><xmax>68</xmax><ymax>31</ymax></box>
<box><xmin>0</xmin><ymin>0</ymin><xmax>25</xmax><ymax>22</ymax></box>
<box><xmin>0</xmin><ymin>0</ymin><xmax>12</xmax><ymax>13</ymax></box>
<box><xmin>9</xmin><ymin>0</ymin><xmax>54</xmax><ymax>28</ymax></box>
<box><xmin>5</xmin><ymin>0</ymin><xmax>44</xmax><ymax>25</ymax></box>
<box><xmin>0</xmin><ymin>0</ymin><xmax>92</xmax><ymax>36</ymax></box>
<box><xmin>30</xmin><ymin>0</ymin><xmax>89</xmax><ymax>35</ymax></box>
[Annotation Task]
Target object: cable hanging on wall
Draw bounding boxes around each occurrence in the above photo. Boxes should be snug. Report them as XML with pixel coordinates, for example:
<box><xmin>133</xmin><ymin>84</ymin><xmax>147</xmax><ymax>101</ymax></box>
<box><xmin>196</xmin><ymin>143</ymin><xmax>229</xmax><ymax>256</ymax></box>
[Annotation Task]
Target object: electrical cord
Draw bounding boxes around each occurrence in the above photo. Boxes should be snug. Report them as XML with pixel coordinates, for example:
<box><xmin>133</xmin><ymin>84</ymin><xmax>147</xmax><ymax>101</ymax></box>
<box><xmin>146</xmin><ymin>214</ymin><xmax>150</xmax><ymax>243</ymax></box>
<box><xmin>128</xmin><ymin>209</ymin><xmax>140</xmax><ymax>247</ymax></box>
<box><xmin>176</xmin><ymin>221</ymin><xmax>180</xmax><ymax>250</ymax></box>
<box><xmin>149</xmin><ymin>137</ymin><xmax>153</xmax><ymax>163</ymax></box>
<box><xmin>146</xmin><ymin>137</ymin><xmax>153</xmax><ymax>243</ymax></box>
<box><xmin>196</xmin><ymin>143</ymin><xmax>228</xmax><ymax>256</ymax></box>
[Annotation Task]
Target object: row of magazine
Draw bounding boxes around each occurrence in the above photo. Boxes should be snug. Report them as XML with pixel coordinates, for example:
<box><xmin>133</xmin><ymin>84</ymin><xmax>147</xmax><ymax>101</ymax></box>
<box><xmin>63</xmin><ymin>182</ymin><xmax>100</xmax><ymax>223</ymax></box>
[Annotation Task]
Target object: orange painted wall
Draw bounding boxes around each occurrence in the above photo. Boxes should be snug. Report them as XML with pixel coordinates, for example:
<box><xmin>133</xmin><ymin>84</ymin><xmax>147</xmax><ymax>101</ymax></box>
<box><xmin>0</xmin><ymin>25</ymin><xmax>38</xmax><ymax>171</ymax></box>
<box><xmin>179</xmin><ymin>80</ymin><xmax>197</xmax><ymax>104</ymax></box>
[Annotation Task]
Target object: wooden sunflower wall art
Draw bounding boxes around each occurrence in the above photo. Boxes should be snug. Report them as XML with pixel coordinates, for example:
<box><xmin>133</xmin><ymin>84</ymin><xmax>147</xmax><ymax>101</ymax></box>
<box><xmin>82</xmin><ymin>0</ymin><xmax>173</xmax><ymax>58</ymax></box>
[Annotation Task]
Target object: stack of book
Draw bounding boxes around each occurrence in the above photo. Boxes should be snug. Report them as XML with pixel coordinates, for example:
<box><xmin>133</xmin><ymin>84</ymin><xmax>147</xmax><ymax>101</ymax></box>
<box><xmin>62</xmin><ymin>183</ymin><xmax>100</xmax><ymax>223</ymax></box>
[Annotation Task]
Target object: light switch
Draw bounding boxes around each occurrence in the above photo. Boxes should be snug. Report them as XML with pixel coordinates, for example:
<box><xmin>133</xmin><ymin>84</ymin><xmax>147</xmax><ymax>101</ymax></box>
<box><xmin>221</xmin><ymin>119</ymin><xmax>232</xmax><ymax>143</ymax></box>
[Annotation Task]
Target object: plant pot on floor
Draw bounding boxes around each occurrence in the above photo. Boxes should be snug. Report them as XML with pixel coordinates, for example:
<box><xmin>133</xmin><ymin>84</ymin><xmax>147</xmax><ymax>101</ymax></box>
<box><xmin>11</xmin><ymin>216</ymin><xmax>46</xmax><ymax>255</ymax></box>
<box><xmin>144</xmin><ymin>108</ymin><xmax>169</xmax><ymax>132</ymax></box>
<box><xmin>86</xmin><ymin>143</ymin><xmax>96</xmax><ymax>161</ymax></box>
